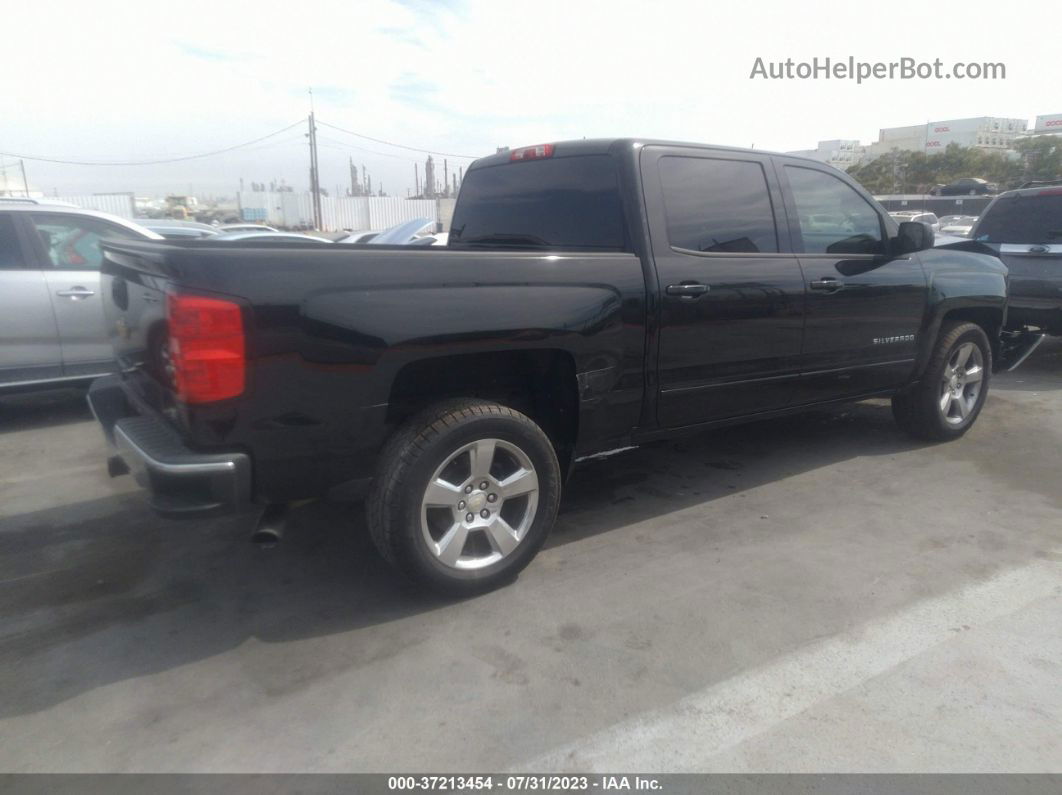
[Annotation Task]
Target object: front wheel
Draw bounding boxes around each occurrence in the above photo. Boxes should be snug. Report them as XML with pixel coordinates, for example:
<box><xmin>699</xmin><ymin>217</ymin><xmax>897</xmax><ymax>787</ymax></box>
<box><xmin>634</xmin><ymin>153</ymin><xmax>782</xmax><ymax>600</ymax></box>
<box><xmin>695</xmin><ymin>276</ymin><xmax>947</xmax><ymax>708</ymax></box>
<box><xmin>892</xmin><ymin>321</ymin><xmax>992</xmax><ymax>441</ymax></box>
<box><xmin>367</xmin><ymin>399</ymin><xmax>561</xmax><ymax>594</ymax></box>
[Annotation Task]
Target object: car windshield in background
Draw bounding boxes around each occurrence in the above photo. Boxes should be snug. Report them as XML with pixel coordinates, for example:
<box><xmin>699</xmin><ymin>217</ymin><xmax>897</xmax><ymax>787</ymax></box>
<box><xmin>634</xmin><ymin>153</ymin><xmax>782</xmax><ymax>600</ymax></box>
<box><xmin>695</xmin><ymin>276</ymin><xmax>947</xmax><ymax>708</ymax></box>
<box><xmin>449</xmin><ymin>155</ymin><xmax>627</xmax><ymax>251</ymax></box>
<box><xmin>976</xmin><ymin>194</ymin><xmax>1062</xmax><ymax>243</ymax></box>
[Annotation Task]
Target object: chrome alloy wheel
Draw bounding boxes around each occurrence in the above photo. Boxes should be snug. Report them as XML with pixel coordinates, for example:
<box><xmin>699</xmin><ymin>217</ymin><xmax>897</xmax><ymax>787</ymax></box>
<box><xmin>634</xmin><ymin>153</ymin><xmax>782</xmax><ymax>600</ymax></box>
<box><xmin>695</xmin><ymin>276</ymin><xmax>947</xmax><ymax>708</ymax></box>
<box><xmin>939</xmin><ymin>341</ymin><xmax>984</xmax><ymax>425</ymax></box>
<box><xmin>420</xmin><ymin>438</ymin><xmax>539</xmax><ymax>570</ymax></box>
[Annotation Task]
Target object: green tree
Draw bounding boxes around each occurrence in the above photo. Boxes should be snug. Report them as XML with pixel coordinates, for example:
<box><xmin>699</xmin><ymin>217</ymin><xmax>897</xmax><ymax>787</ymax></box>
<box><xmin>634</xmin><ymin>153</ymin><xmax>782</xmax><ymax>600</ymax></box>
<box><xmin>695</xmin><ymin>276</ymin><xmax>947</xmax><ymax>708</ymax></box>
<box><xmin>848</xmin><ymin>139</ymin><xmax>1058</xmax><ymax>194</ymax></box>
<box><xmin>1013</xmin><ymin>137</ymin><xmax>1062</xmax><ymax>183</ymax></box>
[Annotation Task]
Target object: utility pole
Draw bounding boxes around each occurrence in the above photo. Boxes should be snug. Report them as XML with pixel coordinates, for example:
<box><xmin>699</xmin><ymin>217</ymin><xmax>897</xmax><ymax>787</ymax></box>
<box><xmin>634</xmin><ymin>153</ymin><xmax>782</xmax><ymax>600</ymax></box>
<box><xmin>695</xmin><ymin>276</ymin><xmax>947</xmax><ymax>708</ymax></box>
<box><xmin>307</xmin><ymin>89</ymin><xmax>323</xmax><ymax>229</ymax></box>
<box><xmin>307</xmin><ymin>112</ymin><xmax>322</xmax><ymax>229</ymax></box>
<box><xmin>415</xmin><ymin>163</ymin><xmax>420</xmax><ymax>197</ymax></box>
<box><xmin>443</xmin><ymin>159</ymin><xmax>449</xmax><ymax>198</ymax></box>
<box><xmin>19</xmin><ymin>160</ymin><xmax>29</xmax><ymax>197</ymax></box>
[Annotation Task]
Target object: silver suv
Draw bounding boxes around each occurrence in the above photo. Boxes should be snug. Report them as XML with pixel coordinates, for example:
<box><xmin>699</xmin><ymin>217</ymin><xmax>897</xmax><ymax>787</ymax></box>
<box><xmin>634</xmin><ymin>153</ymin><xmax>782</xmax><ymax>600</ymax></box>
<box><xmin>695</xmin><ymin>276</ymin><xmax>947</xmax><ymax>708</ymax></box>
<box><xmin>0</xmin><ymin>200</ymin><xmax>160</xmax><ymax>391</ymax></box>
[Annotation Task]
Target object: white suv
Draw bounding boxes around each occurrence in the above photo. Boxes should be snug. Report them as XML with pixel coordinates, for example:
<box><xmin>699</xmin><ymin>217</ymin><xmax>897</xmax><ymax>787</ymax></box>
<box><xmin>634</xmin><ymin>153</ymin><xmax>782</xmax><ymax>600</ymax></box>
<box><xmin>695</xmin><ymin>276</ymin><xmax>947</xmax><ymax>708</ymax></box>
<box><xmin>0</xmin><ymin>201</ymin><xmax>160</xmax><ymax>391</ymax></box>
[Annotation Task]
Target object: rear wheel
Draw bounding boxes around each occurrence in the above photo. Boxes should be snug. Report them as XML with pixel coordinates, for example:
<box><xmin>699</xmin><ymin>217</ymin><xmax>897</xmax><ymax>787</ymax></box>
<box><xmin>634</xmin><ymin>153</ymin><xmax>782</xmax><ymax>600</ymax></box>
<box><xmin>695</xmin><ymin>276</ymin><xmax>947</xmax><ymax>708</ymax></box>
<box><xmin>892</xmin><ymin>321</ymin><xmax>991</xmax><ymax>441</ymax></box>
<box><xmin>367</xmin><ymin>399</ymin><xmax>561</xmax><ymax>594</ymax></box>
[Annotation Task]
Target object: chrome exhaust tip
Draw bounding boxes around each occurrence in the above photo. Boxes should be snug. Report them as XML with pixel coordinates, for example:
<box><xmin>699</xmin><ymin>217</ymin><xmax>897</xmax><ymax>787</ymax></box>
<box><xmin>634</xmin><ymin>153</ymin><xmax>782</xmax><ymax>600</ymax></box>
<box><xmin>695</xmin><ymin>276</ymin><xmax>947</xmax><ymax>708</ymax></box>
<box><xmin>250</xmin><ymin>504</ymin><xmax>288</xmax><ymax>548</ymax></box>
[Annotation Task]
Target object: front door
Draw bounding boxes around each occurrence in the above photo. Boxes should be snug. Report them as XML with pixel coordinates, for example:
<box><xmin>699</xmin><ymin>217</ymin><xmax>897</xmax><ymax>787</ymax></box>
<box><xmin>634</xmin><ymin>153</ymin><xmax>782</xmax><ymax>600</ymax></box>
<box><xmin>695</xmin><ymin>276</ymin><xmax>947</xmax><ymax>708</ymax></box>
<box><xmin>643</xmin><ymin>147</ymin><xmax>806</xmax><ymax>428</ymax></box>
<box><xmin>778</xmin><ymin>164</ymin><xmax>928</xmax><ymax>403</ymax></box>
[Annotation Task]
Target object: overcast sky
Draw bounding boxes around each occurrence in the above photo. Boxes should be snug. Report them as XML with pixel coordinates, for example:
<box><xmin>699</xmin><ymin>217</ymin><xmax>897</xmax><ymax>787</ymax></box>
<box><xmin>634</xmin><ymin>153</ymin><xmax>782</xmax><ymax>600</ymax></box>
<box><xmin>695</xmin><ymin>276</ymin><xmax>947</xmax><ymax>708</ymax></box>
<box><xmin>2</xmin><ymin>0</ymin><xmax>1058</xmax><ymax>197</ymax></box>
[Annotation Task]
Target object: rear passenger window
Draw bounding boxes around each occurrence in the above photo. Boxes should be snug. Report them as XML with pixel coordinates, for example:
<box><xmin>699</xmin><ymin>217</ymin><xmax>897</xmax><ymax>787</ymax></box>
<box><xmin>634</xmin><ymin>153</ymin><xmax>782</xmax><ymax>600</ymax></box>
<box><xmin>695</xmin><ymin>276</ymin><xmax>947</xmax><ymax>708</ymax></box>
<box><xmin>0</xmin><ymin>215</ymin><xmax>23</xmax><ymax>269</ymax></box>
<box><xmin>785</xmin><ymin>166</ymin><xmax>884</xmax><ymax>255</ymax></box>
<box><xmin>659</xmin><ymin>157</ymin><xmax>778</xmax><ymax>253</ymax></box>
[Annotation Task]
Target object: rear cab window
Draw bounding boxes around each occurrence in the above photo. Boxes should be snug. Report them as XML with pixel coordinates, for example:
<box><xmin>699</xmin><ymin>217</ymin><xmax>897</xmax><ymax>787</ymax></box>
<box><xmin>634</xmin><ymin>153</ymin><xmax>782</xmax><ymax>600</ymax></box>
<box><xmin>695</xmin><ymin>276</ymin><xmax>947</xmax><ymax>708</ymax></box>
<box><xmin>449</xmin><ymin>155</ymin><xmax>628</xmax><ymax>251</ymax></box>
<box><xmin>657</xmin><ymin>156</ymin><xmax>779</xmax><ymax>253</ymax></box>
<box><xmin>975</xmin><ymin>193</ymin><xmax>1062</xmax><ymax>243</ymax></box>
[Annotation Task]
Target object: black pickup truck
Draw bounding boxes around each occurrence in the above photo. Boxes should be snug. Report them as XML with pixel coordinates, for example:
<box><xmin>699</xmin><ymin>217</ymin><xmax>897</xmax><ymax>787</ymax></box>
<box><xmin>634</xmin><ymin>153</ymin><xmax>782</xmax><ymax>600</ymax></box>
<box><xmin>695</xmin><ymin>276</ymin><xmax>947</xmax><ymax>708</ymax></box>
<box><xmin>969</xmin><ymin>183</ymin><xmax>1062</xmax><ymax>335</ymax></box>
<box><xmin>89</xmin><ymin>138</ymin><xmax>1039</xmax><ymax>593</ymax></box>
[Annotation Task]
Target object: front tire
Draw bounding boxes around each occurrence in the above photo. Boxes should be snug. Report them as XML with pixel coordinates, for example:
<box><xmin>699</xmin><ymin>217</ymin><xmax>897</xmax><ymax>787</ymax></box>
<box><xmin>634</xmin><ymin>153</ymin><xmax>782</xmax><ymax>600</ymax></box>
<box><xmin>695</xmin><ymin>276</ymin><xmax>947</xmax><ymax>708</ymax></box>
<box><xmin>367</xmin><ymin>399</ymin><xmax>561</xmax><ymax>595</ymax></box>
<box><xmin>892</xmin><ymin>321</ymin><xmax>992</xmax><ymax>441</ymax></box>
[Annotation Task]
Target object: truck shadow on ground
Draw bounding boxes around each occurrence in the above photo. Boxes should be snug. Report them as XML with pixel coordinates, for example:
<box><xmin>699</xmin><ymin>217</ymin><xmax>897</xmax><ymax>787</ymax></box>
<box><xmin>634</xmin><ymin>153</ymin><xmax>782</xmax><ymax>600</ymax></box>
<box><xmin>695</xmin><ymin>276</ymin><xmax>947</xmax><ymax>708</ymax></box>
<box><xmin>1</xmin><ymin>337</ymin><xmax>1058</xmax><ymax>719</ymax></box>
<box><xmin>0</xmin><ymin>387</ymin><xmax>93</xmax><ymax>434</ymax></box>
<box><xmin>0</xmin><ymin>398</ymin><xmax>932</xmax><ymax>719</ymax></box>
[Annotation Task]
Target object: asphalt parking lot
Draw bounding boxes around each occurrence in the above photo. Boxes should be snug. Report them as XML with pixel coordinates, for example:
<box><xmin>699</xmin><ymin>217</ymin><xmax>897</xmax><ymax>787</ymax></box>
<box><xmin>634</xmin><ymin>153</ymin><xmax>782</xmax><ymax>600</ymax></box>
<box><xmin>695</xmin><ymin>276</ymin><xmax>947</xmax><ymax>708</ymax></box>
<box><xmin>1</xmin><ymin>340</ymin><xmax>1060</xmax><ymax>773</ymax></box>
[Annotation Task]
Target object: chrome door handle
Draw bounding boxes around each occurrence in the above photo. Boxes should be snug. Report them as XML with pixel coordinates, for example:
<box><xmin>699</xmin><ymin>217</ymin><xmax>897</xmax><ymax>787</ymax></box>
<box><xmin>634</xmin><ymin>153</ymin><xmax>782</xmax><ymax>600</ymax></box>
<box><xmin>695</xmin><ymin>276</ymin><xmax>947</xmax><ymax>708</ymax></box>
<box><xmin>809</xmin><ymin>277</ymin><xmax>843</xmax><ymax>291</ymax></box>
<box><xmin>666</xmin><ymin>282</ymin><xmax>710</xmax><ymax>298</ymax></box>
<box><xmin>56</xmin><ymin>286</ymin><xmax>96</xmax><ymax>299</ymax></box>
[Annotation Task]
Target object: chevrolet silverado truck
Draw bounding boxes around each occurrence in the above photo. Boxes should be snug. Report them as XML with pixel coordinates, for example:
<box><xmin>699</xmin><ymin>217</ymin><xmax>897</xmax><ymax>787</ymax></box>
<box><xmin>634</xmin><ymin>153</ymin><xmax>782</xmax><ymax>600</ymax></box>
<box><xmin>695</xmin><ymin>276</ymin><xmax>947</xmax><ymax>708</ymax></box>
<box><xmin>88</xmin><ymin>138</ymin><xmax>1040</xmax><ymax>594</ymax></box>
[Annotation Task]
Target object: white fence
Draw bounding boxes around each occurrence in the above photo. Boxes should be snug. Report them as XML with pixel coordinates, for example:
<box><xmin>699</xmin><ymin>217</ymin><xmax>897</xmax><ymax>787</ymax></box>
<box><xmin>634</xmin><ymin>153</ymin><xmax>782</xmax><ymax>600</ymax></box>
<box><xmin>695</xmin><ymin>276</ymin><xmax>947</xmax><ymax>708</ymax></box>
<box><xmin>50</xmin><ymin>194</ymin><xmax>136</xmax><ymax>219</ymax></box>
<box><xmin>238</xmin><ymin>192</ymin><xmax>440</xmax><ymax>231</ymax></box>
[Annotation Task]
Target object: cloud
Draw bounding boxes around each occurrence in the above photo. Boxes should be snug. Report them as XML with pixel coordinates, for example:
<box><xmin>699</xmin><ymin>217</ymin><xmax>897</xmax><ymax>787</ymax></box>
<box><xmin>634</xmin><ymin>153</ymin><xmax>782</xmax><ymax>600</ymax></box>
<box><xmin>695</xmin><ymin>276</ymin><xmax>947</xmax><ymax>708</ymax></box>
<box><xmin>173</xmin><ymin>42</ymin><xmax>237</xmax><ymax>62</ymax></box>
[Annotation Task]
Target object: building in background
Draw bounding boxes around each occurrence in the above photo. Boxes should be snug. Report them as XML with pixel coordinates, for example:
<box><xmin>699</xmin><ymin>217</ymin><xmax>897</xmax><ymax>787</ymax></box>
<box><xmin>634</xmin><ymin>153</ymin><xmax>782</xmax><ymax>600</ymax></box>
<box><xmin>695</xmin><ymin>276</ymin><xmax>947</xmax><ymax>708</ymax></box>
<box><xmin>1023</xmin><ymin>113</ymin><xmax>1062</xmax><ymax>138</ymax></box>
<box><xmin>791</xmin><ymin>116</ymin><xmax>1035</xmax><ymax>168</ymax></box>
<box><xmin>786</xmin><ymin>139</ymin><xmax>867</xmax><ymax>170</ymax></box>
<box><xmin>866</xmin><ymin>117</ymin><xmax>1028</xmax><ymax>159</ymax></box>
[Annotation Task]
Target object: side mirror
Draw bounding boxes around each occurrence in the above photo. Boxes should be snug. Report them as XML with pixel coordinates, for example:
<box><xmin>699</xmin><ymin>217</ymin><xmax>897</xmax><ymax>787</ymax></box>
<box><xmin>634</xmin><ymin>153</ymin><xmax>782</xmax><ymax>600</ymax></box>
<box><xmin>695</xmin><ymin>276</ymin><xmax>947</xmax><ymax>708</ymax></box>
<box><xmin>893</xmin><ymin>221</ymin><xmax>934</xmax><ymax>254</ymax></box>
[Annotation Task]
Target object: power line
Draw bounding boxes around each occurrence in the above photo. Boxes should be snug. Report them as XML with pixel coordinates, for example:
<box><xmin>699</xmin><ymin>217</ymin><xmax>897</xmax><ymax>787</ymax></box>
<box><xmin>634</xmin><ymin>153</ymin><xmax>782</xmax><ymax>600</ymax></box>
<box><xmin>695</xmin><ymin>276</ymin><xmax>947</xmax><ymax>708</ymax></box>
<box><xmin>315</xmin><ymin>135</ymin><xmax>425</xmax><ymax>163</ymax></box>
<box><xmin>0</xmin><ymin>120</ymin><xmax>304</xmax><ymax>166</ymax></box>
<box><xmin>316</xmin><ymin>119</ymin><xmax>479</xmax><ymax>159</ymax></box>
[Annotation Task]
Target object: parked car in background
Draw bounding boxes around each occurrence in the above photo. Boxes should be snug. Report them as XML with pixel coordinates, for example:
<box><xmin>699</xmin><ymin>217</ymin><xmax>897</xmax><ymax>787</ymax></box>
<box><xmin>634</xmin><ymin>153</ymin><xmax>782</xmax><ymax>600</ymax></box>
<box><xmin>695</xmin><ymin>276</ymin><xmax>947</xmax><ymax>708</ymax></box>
<box><xmin>366</xmin><ymin>217</ymin><xmax>435</xmax><ymax>245</ymax></box>
<box><xmin>938</xmin><ymin>215</ymin><xmax>979</xmax><ymax>238</ymax></box>
<box><xmin>216</xmin><ymin>223</ymin><xmax>279</xmax><ymax>234</ymax></box>
<box><xmin>936</xmin><ymin>178</ymin><xmax>997</xmax><ymax>196</ymax></box>
<box><xmin>890</xmin><ymin>211</ymin><xmax>940</xmax><ymax>233</ymax></box>
<box><xmin>336</xmin><ymin>230</ymin><xmax>382</xmax><ymax>244</ymax></box>
<box><xmin>141</xmin><ymin>220</ymin><xmax>219</xmax><ymax>239</ymax></box>
<box><xmin>210</xmin><ymin>231</ymin><xmax>332</xmax><ymax>244</ymax></box>
<box><xmin>972</xmin><ymin>185</ymin><xmax>1062</xmax><ymax>335</ymax></box>
<box><xmin>88</xmin><ymin>138</ymin><xmax>1036</xmax><ymax>594</ymax></box>
<box><xmin>0</xmin><ymin>203</ymin><xmax>161</xmax><ymax>391</ymax></box>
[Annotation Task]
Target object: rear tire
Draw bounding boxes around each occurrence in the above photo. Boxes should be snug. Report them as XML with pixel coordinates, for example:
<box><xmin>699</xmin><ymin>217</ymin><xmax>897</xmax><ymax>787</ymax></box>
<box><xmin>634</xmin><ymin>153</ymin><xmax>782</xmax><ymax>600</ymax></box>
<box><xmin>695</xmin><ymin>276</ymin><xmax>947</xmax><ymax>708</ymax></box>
<box><xmin>367</xmin><ymin>399</ymin><xmax>561</xmax><ymax>595</ymax></box>
<box><xmin>892</xmin><ymin>321</ymin><xmax>992</xmax><ymax>441</ymax></box>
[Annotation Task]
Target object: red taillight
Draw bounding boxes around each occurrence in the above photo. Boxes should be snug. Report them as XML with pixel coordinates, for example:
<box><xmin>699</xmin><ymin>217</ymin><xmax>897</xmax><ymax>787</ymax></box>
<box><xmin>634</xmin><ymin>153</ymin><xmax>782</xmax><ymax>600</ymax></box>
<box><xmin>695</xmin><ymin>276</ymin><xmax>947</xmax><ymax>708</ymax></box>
<box><xmin>1038</xmin><ymin>188</ymin><xmax>1062</xmax><ymax>196</ymax></box>
<box><xmin>510</xmin><ymin>143</ymin><xmax>555</xmax><ymax>162</ymax></box>
<box><xmin>166</xmin><ymin>293</ymin><xmax>245</xmax><ymax>404</ymax></box>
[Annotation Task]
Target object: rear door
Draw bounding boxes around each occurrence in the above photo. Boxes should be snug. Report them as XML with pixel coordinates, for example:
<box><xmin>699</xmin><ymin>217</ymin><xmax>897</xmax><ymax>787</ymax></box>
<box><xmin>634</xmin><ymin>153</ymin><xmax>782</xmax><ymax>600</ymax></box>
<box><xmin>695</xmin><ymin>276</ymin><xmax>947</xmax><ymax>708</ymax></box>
<box><xmin>28</xmin><ymin>213</ymin><xmax>144</xmax><ymax>377</ymax></box>
<box><xmin>0</xmin><ymin>213</ymin><xmax>62</xmax><ymax>385</ymax></box>
<box><xmin>778</xmin><ymin>162</ymin><xmax>927</xmax><ymax>403</ymax></box>
<box><xmin>642</xmin><ymin>146</ymin><xmax>806</xmax><ymax>427</ymax></box>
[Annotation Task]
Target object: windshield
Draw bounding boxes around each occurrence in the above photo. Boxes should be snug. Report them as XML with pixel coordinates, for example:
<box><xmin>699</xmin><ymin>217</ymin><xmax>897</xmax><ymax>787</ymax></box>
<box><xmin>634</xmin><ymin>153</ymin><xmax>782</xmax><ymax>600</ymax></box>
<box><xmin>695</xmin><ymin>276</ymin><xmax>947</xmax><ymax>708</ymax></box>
<box><xmin>975</xmin><ymin>194</ymin><xmax>1062</xmax><ymax>243</ymax></box>
<box><xmin>449</xmin><ymin>155</ymin><xmax>627</xmax><ymax>251</ymax></box>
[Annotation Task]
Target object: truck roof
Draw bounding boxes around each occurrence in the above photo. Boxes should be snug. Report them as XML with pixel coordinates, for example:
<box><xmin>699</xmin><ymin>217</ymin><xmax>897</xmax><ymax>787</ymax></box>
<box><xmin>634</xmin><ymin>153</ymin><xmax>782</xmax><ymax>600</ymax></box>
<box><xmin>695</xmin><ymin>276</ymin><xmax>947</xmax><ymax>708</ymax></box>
<box><xmin>468</xmin><ymin>138</ymin><xmax>825</xmax><ymax>171</ymax></box>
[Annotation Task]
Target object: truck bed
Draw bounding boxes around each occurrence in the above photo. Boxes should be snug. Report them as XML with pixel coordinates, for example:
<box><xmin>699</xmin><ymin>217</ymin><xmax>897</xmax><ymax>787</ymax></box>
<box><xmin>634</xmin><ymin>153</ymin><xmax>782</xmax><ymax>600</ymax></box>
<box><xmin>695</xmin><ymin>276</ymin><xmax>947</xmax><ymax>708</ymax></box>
<box><xmin>99</xmin><ymin>238</ymin><xmax>648</xmax><ymax>504</ymax></box>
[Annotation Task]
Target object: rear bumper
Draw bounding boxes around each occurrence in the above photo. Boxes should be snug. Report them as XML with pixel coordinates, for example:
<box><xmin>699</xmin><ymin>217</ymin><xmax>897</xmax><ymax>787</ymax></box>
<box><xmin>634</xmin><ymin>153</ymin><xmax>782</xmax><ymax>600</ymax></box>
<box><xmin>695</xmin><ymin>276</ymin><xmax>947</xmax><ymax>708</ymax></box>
<box><xmin>88</xmin><ymin>375</ymin><xmax>251</xmax><ymax>517</ymax></box>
